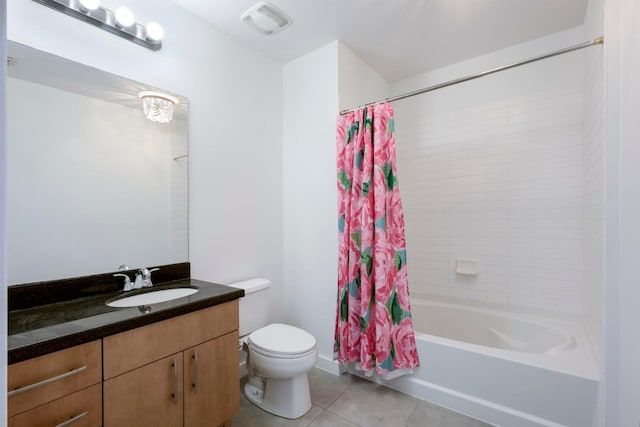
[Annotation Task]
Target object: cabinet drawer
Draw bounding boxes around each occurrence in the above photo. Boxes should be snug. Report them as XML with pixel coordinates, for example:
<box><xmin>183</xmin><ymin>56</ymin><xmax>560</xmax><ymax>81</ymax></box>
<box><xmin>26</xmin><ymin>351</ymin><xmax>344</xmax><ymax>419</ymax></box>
<box><xmin>8</xmin><ymin>340</ymin><xmax>102</xmax><ymax>417</ymax></box>
<box><xmin>103</xmin><ymin>300</ymin><xmax>238</xmax><ymax>379</ymax></box>
<box><xmin>8</xmin><ymin>383</ymin><xmax>102</xmax><ymax>427</ymax></box>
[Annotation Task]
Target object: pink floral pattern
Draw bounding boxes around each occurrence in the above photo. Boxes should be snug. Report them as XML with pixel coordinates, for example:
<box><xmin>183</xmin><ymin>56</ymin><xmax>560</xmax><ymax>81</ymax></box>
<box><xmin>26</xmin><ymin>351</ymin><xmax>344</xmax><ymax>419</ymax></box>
<box><xmin>335</xmin><ymin>102</ymin><xmax>419</xmax><ymax>375</ymax></box>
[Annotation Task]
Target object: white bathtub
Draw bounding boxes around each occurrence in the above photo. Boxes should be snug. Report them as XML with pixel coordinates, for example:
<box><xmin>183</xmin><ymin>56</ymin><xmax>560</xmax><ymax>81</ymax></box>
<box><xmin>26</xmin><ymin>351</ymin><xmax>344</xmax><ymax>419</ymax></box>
<box><xmin>347</xmin><ymin>298</ymin><xmax>599</xmax><ymax>427</ymax></box>
<box><xmin>411</xmin><ymin>301</ymin><xmax>575</xmax><ymax>355</ymax></box>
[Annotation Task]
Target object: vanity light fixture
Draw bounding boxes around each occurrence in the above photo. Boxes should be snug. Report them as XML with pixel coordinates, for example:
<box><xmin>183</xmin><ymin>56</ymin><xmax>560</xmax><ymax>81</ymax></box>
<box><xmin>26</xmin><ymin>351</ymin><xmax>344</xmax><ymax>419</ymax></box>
<box><xmin>31</xmin><ymin>0</ymin><xmax>164</xmax><ymax>51</ymax></box>
<box><xmin>138</xmin><ymin>91</ymin><xmax>178</xmax><ymax>124</ymax></box>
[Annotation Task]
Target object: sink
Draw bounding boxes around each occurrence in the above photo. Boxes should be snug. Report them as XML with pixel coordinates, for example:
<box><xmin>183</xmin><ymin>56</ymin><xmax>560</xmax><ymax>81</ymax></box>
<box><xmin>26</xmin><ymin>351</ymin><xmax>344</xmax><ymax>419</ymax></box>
<box><xmin>107</xmin><ymin>288</ymin><xmax>199</xmax><ymax>308</ymax></box>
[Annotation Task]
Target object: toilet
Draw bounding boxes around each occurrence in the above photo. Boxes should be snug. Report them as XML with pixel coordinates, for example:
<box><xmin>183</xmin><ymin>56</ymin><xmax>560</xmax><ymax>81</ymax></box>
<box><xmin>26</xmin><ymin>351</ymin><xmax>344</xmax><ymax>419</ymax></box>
<box><xmin>228</xmin><ymin>278</ymin><xmax>318</xmax><ymax>419</ymax></box>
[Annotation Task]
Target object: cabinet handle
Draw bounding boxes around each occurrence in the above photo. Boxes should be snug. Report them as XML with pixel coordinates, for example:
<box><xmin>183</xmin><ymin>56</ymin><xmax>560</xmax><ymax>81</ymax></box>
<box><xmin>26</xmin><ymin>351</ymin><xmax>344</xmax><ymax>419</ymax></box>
<box><xmin>55</xmin><ymin>411</ymin><xmax>88</xmax><ymax>427</ymax></box>
<box><xmin>172</xmin><ymin>358</ymin><xmax>178</xmax><ymax>405</ymax></box>
<box><xmin>7</xmin><ymin>366</ymin><xmax>87</xmax><ymax>397</ymax></box>
<box><xmin>192</xmin><ymin>350</ymin><xmax>199</xmax><ymax>394</ymax></box>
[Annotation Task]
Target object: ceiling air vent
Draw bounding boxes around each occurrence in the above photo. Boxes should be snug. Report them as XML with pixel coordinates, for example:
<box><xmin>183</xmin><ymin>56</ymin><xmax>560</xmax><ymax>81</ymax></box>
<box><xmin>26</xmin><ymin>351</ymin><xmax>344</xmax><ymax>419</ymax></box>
<box><xmin>241</xmin><ymin>2</ymin><xmax>292</xmax><ymax>35</ymax></box>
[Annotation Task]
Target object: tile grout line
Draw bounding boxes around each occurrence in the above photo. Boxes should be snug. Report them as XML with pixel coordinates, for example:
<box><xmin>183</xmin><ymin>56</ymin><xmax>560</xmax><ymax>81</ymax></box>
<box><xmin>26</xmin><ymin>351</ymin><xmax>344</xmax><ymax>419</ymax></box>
<box><xmin>303</xmin><ymin>407</ymin><xmax>325</xmax><ymax>427</ymax></box>
<box><xmin>325</xmin><ymin>408</ymin><xmax>362</xmax><ymax>427</ymax></box>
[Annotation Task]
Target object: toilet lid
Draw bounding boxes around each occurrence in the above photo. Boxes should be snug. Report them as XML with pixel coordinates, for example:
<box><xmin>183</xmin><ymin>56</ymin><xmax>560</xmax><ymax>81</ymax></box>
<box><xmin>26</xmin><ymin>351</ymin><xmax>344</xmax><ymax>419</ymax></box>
<box><xmin>248</xmin><ymin>323</ymin><xmax>316</xmax><ymax>356</ymax></box>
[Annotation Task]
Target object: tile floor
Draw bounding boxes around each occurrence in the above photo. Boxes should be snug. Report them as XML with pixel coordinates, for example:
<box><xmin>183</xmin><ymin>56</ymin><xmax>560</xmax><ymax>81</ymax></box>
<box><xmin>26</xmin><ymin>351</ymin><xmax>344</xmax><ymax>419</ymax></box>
<box><xmin>232</xmin><ymin>368</ymin><xmax>493</xmax><ymax>427</ymax></box>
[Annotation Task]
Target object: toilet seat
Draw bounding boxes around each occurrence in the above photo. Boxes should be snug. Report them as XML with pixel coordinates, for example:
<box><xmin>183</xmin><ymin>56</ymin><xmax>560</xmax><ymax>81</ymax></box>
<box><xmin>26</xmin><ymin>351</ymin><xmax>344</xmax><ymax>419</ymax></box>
<box><xmin>248</xmin><ymin>323</ymin><xmax>317</xmax><ymax>359</ymax></box>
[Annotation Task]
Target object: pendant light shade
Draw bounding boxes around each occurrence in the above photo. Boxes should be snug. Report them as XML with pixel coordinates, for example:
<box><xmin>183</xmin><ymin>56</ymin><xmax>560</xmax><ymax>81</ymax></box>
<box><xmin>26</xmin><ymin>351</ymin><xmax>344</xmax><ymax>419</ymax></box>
<box><xmin>138</xmin><ymin>91</ymin><xmax>179</xmax><ymax>123</ymax></box>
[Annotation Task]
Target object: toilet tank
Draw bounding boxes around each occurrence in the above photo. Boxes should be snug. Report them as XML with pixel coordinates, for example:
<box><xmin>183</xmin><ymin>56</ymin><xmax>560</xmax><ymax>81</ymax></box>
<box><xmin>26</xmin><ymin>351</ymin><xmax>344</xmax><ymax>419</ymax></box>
<box><xmin>227</xmin><ymin>278</ymin><xmax>271</xmax><ymax>337</ymax></box>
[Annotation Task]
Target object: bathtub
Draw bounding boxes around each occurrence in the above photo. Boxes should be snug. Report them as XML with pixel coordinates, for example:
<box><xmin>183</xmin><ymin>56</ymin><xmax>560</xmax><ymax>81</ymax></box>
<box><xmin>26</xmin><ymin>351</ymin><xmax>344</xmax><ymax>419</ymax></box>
<box><xmin>346</xmin><ymin>298</ymin><xmax>599</xmax><ymax>427</ymax></box>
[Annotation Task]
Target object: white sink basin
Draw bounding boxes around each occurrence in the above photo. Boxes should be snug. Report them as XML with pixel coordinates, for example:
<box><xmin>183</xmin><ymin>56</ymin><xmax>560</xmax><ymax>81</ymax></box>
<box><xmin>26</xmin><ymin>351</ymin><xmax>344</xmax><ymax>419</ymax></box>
<box><xmin>107</xmin><ymin>288</ymin><xmax>199</xmax><ymax>308</ymax></box>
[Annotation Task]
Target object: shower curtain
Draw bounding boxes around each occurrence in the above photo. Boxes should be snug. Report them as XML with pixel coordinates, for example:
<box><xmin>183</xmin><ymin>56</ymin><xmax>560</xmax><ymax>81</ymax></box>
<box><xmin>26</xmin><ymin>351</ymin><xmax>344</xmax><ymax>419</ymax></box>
<box><xmin>335</xmin><ymin>102</ymin><xmax>419</xmax><ymax>379</ymax></box>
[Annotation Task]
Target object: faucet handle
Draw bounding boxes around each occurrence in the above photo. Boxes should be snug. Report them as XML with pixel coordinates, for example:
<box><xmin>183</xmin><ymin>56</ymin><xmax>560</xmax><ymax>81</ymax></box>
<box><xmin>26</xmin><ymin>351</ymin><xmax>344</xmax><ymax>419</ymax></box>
<box><xmin>140</xmin><ymin>268</ymin><xmax>160</xmax><ymax>287</ymax></box>
<box><xmin>113</xmin><ymin>273</ymin><xmax>134</xmax><ymax>291</ymax></box>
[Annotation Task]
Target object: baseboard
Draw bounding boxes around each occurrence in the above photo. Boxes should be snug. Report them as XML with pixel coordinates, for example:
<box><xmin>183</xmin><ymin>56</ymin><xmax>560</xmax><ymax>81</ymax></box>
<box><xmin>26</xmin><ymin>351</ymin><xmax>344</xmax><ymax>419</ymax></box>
<box><xmin>314</xmin><ymin>354</ymin><xmax>344</xmax><ymax>376</ymax></box>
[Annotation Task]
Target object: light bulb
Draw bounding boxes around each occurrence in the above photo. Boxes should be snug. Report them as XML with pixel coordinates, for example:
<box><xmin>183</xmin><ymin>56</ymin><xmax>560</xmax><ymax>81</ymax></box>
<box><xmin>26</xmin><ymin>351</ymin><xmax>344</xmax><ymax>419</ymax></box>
<box><xmin>115</xmin><ymin>7</ymin><xmax>135</xmax><ymax>27</ymax></box>
<box><xmin>145</xmin><ymin>22</ymin><xmax>164</xmax><ymax>42</ymax></box>
<box><xmin>78</xmin><ymin>0</ymin><xmax>100</xmax><ymax>12</ymax></box>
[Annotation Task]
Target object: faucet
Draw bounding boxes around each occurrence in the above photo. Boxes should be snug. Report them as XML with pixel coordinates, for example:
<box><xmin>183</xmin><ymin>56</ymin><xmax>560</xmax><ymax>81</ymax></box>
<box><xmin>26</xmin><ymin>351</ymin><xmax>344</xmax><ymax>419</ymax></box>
<box><xmin>133</xmin><ymin>271</ymin><xmax>144</xmax><ymax>289</ymax></box>
<box><xmin>113</xmin><ymin>273</ymin><xmax>134</xmax><ymax>291</ymax></box>
<box><xmin>114</xmin><ymin>266</ymin><xmax>160</xmax><ymax>291</ymax></box>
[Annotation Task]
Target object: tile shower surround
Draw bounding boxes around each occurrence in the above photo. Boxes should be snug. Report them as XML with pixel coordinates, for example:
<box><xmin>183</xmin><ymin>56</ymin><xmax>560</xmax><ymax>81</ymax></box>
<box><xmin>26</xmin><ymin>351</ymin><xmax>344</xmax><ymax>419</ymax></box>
<box><xmin>394</xmin><ymin>52</ymin><xmax>585</xmax><ymax>315</ymax></box>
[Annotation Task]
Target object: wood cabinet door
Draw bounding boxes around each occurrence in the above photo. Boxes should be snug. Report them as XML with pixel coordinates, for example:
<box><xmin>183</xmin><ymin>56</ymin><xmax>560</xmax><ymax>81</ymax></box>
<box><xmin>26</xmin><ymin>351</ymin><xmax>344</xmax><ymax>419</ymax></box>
<box><xmin>104</xmin><ymin>353</ymin><xmax>183</xmax><ymax>427</ymax></box>
<box><xmin>183</xmin><ymin>331</ymin><xmax>239</xmax><ymax>427</ymax></box>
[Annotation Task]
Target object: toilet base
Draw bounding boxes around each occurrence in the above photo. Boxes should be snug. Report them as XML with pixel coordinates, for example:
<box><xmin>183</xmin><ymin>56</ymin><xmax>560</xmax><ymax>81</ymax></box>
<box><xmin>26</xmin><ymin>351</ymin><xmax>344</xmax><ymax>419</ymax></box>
<box><xmin>244</xmin><ymin>373</ymin><xmax>312</xmax><ymax>419</ymax></box>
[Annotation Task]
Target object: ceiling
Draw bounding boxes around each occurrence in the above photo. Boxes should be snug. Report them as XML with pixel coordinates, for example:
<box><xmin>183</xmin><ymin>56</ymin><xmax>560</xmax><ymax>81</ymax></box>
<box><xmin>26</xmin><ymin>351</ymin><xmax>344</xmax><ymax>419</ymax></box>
<box><xmin>171</xmin><ymin>0</ymin><xmax>589</xmax><ymax>82</ymax></box>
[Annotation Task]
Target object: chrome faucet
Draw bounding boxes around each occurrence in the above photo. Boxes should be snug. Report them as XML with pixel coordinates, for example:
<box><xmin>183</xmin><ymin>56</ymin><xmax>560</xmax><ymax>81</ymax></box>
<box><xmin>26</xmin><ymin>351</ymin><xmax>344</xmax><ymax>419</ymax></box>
<box><xmin>133</xmin><ymin>271</ymin><xmax>144</xmax><ymax>289</ymax></box>
<box><xmin>113</xmin><ymin>266</ymin><xmax>160</xmax><ymax>291</ymax></box>
<box><xmin>113</xmin><ymin>273</ymin><xmax>134</xmax><ymax>291</ymax></box>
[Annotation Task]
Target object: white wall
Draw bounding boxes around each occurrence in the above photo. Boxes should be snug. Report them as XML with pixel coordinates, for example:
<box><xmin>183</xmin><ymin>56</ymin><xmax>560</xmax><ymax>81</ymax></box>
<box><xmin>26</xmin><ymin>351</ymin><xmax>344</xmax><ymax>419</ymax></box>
<box><xmin>7</xmin><ymin>1</ymin><xmax>284</xmax><ymax>317</ymax></box>
<box><xmin>583</xmin><ymin>0</ymin><xmax>606</xmax><ymax>366</ymax></box>
<box><xmin>616</xmin><ymin>1</ymin><xmax>640</xmax><ymax>425</ymax></box>
<box><xmin>582</xmin><ymin>1</ymin><xmax>607</xmax><ymax>425</ymax></box>
<box><xmin>283</xmin><ymin>41</ymin><xmax>339</xmax><ymax>368</ymax></box>
<box><xmin>602</xmin><ymin>0</ymin><xmax>622</xmax><ymax>425</ymax></box>
<box><xmin>1</xmin><ymin>0</ymin><xmax>8</xmax><ymax>423</ymax></box>
<box><xmin>338</xmin><ymin>43</ymin><xmax>389</xmax><ymax>111</ymax></box>
<box><xmin>391</xmin><ymin>28</ymin><xmax>587</xmax><ymax>315</ymax></box>
<box><xmin>585</xmin><ymin>0</ymin><xmax>640</xmax><ymax>425</ymax></box>
<box><xmin>6</xmin><ymin>78</ymin><xmax>187</xmax><ymax>284</ymax></box>
<box><xmin>282</xmin><ymin>41</ymin><xmax>389</xmax><ymax>370</ymax></box>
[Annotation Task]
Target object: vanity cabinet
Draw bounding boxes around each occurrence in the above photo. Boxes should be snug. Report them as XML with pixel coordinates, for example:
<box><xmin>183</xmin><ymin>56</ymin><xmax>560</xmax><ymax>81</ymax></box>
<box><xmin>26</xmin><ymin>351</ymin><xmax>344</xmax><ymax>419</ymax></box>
<box><xmin>7</xmin><ymin>340</ymin><xmax>102</xmax><ymax>426</ymax></box>
<box><xmin>103</xmin><ymin>301</ymin><xmax>240</xmax><ymax>427</ymax></box>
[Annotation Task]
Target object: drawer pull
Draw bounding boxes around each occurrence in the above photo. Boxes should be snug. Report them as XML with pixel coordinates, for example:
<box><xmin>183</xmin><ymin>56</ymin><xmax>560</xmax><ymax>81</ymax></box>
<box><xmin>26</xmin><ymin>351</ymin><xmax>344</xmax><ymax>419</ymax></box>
<box><xmin>55</xmin><ymin>411</ymin><xmax>88</xmax><ymax>427</ymax></box>
<box><xmin>172</xmin><ymin>358</ymin><xmax>178</xmax><ymax>405</ymax></box>
<box><xmin>193</xmin><ymin>350</ymin><xmax>199</xmax><ymax>394</ymax></box>
<box><xmin>7</xmin><ymin>366</ymin><xmax>87</xmax><ymax>397</ymax></box>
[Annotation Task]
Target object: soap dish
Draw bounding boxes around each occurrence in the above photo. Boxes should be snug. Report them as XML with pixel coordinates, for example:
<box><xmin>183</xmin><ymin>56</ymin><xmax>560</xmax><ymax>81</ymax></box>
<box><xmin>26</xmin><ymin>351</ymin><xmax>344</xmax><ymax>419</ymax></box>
<box><xmin>456</xmin><ymin>259</ymin><xmax>478</xmax><ymax>276</ymax></box>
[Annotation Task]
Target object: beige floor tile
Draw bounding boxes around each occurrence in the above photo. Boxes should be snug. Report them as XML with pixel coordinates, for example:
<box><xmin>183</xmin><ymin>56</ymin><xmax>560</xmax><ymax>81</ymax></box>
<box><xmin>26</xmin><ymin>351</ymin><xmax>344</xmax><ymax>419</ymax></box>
<box><xmin>308</xmin><ymin>368</ymin><xmax>356</xmax><ymax>409</ymax></box>
<box><xmin>234</xmin><ymin>370</ymin><xmax>493</xmax><ymax>427</ymax></box>
<box><xmin>327</xmin><ymin>375</ymin><xmax>419</xmax><ymax>427</ymax></box>
<box><xmin>307</xmin><ymin>411</ymin><xmax>361</xmax><ymax>427</ymax></box>
<box><xmin>406</xmin><ymin>400</ymin><xmax>495</xmax><ymax>427</ymax></box>
<box><xmin>232</xmin><ymin>384</ymin><xmax>323</xmax><ymax>427</ymax></box>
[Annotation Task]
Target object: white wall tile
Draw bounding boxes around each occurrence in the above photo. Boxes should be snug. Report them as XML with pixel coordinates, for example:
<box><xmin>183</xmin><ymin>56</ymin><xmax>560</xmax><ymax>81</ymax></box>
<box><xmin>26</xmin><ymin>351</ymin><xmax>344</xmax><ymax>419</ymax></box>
<box><xmin>396</xmin><ymin>51</ymin><xmax>585</xmax><ymax>315</ymax></box>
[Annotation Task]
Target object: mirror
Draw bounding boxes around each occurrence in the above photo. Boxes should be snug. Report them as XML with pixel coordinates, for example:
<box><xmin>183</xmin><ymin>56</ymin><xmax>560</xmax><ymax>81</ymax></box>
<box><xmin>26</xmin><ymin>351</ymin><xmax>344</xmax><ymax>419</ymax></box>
<box><xmin>6</xmin><ymin>41</ymin><xmax>189</xmax><ymax>285</ymax></box>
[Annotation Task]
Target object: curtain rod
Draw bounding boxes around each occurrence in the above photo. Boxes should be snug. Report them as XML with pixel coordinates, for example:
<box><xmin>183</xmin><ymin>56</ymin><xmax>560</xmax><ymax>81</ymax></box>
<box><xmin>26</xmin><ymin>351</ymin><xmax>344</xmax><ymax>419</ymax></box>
<box><xmin>339</xmin><ymin>36</ymin><xmax>604</xmax><ymax>116</ymax></box>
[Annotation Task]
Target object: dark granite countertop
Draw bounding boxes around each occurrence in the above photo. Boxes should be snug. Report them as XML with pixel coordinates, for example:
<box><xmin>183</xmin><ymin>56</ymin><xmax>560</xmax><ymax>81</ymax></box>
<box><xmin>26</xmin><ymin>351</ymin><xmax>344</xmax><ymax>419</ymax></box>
<box><xmin>8</xmin><ymin>264</ymin><xmax>243</xmax><ymax>364</ymax></box>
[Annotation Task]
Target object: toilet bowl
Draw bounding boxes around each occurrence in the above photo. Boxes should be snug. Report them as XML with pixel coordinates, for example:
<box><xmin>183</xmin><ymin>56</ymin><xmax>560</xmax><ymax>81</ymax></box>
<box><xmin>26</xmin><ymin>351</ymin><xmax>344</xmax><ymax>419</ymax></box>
<box><xmin>243</xmin><ymin>323</ymin><xmax>318</xmax><ymax>419</ymax></box>
<box><xmin>227</xmin><ymin>279</ymin><xmax>318</xmax><ymax>419</ymax></box>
